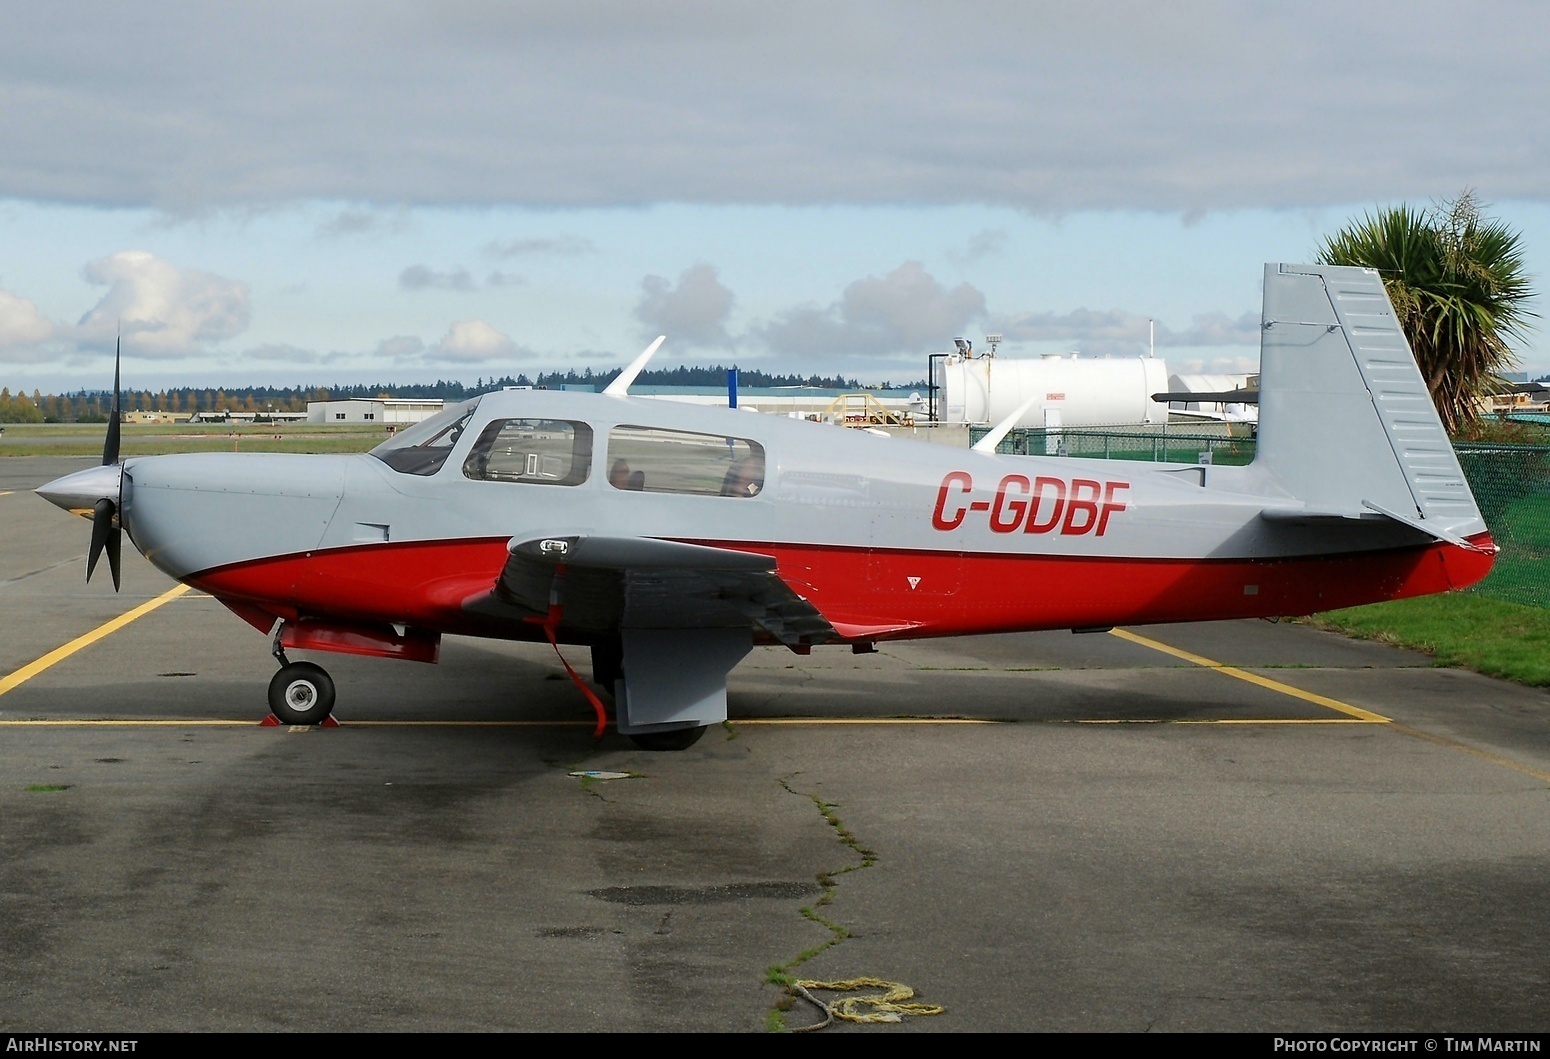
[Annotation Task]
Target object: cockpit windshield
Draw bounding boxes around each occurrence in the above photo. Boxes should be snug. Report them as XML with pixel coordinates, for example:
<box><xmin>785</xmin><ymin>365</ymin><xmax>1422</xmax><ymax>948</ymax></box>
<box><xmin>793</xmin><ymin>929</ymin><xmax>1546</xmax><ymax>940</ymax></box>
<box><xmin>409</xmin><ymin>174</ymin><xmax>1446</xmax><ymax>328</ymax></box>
<box><xmin>368</xmin><ymin>397</ymin><xmax>481</xmax><ymax>476</ymax></box>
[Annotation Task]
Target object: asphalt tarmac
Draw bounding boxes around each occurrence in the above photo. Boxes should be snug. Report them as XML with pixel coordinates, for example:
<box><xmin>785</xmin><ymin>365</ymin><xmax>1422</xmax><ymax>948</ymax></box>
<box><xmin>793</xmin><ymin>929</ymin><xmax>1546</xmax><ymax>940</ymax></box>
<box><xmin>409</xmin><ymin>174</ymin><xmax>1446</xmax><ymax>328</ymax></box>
<box><xmin>2</xmin><ymin>457</ymin><xmax>1548</xmax><ymax>1033</ymax></box>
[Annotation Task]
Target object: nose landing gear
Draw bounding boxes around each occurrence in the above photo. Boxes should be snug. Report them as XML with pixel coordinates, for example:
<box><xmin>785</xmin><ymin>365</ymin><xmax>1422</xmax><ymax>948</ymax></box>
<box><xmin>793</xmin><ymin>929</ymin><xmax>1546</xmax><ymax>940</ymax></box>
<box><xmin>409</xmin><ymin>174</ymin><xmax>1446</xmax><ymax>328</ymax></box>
<box><xmin>268</xmin><ymin>661</ymin><xmax>337</xmax><ymax>725</ymax></box>
<box><xmin>265</xmin><ymin>620</ymin><xmax>337</xmax><ymax>726</ymax></box>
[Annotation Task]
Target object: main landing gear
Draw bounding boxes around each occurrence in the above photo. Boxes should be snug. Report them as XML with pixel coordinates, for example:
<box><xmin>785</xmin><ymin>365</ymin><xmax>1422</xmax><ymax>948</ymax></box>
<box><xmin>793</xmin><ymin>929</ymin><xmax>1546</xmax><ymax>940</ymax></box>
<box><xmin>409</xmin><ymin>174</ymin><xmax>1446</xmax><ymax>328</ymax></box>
<box><xmin>590</xmin><ymin>635</ymin><xmax>709</xmax><ymax>751</ymax></box>
<box><xmin>267</xmin><ymin>622</ymin><xmax>337</xmax><ymax>726</ymax></box>
<box><xmin>591</xmin><ymin>629</ymin><xmax>744</xmax><ymax>752</ymax></box>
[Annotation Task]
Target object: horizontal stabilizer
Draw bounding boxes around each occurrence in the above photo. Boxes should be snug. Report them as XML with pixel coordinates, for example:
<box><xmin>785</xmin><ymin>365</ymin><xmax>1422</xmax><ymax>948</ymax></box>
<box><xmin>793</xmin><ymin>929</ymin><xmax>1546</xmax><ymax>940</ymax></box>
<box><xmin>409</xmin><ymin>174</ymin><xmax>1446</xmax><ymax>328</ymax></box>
<box><xmin>1359</xmin><ymin>500</ymin><xmax>1495</xmax><ymax>554</ymax></box>
<box><xmin>1260</xmin><ymin>506</ymin><xmax>1386</xmax><ymax>524</ymax></box>
<box><xmin>1259</xmin><ymin>503</ymin><xmax>1495</xmax><ymax>554</ymax></box>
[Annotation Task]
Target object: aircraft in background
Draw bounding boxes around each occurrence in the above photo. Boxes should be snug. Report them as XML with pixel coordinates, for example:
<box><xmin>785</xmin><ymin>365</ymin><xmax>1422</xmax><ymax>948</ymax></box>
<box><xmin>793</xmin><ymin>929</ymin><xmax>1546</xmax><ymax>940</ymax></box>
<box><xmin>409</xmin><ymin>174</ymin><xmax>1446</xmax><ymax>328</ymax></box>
<box><xmin>1151</xmin><ymin>375</ymin><xmax>1260</xmax><ymax>425</ymax></box>
<box><xmin>36</xmin><ymin>265</ymin><xmax>1495</xmax><ymax>749</ymax></box>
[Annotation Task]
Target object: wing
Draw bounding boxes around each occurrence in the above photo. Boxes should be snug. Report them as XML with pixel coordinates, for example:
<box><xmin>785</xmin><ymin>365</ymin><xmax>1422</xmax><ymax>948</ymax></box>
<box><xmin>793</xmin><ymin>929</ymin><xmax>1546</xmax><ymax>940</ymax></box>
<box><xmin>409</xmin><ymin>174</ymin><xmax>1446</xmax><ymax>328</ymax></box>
<box><xmin>461</xmin><ymin>534</ymin><xmax>837</xmax><ymax>647</ymax></box>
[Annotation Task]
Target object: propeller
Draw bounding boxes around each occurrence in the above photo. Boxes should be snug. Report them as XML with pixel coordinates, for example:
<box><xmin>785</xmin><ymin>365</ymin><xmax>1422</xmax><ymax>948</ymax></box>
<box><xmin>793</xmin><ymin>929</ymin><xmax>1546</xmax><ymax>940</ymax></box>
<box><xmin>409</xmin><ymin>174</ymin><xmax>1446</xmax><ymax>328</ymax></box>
<box><xmin>33</xmin><ymin>337</ymin><xmax>128</xmax><ymax>589</ymax></box>
<box><xmin>87</xmin><ymin>338</ymin><xmax>125</xmax><ymax>590</ymax></box>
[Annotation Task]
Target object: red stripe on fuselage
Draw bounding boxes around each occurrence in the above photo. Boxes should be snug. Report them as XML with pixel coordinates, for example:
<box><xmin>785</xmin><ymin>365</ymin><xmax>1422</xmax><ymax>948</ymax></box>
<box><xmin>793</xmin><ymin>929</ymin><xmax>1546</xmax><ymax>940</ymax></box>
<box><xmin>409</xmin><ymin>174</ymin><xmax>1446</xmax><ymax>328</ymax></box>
<box><xmin>185</xmin><ymin>532</ymin><xmax>1496</xmax><ymax>646</ymax></box>
<box><xmin>697</xmin><ymin>533</ymin><xmax>1495</xmax><ymax>638</ymax></box>
<box><xmin>187</xmin><ymin>537</ymin><xmax>515</xmax><ymax>638</ymax></box>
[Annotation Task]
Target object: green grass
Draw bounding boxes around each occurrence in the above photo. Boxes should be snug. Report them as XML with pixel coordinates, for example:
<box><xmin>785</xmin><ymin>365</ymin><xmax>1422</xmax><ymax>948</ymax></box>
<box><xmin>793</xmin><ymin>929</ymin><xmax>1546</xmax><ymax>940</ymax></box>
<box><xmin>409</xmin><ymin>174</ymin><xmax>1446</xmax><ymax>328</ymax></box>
<box><xmin>764</xmin><ymin>783</ymin><xmax>878</xmax><ymax>1032</ymax></box>
<box><xmin>0</xmin><ymin>422</ymin><xmax>383</xmax><ymax>457</ymax></box>
<box><xmin>1306</xmin><ymin>593</ymin><xmax>1550</xmax><ymax>687</ymax></box>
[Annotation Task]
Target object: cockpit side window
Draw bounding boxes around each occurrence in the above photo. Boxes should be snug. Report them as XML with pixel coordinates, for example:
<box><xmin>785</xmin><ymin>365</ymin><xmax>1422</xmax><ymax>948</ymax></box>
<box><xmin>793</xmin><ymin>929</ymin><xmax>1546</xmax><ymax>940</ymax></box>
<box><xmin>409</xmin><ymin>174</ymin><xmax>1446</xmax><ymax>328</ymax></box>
<box><xmin>368</xmin><ymin>398</ymin><xmax>480</xmax><ymax>476</ymax></box>
<box><xmin>463</xmin><ymin>419</ymin><xmax>593</xmax><ymax>486</ymax></box>
<box><xmin>606</xmin><ymin>425</ymin><xmax>766</xmax><ymax>497</ymax></box>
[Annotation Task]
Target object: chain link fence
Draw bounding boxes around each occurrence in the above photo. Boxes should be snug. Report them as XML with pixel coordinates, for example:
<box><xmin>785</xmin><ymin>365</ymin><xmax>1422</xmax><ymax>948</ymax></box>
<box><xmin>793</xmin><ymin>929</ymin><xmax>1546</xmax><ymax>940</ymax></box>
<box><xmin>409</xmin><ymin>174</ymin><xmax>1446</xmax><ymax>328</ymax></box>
<box><xmin>1454</xmin><ymin>443</ymin><xmax>1550</xmax><ymax>607</ymax></box>
<box><xmin>967</xmin><ymin>426</ymin><xmax>1550</xmax><ymax>607</ymax></box>
<box><xmin>968</xmin><ymin>424</ymin><xmax>1258</xmax><ymax>466</ymax></box>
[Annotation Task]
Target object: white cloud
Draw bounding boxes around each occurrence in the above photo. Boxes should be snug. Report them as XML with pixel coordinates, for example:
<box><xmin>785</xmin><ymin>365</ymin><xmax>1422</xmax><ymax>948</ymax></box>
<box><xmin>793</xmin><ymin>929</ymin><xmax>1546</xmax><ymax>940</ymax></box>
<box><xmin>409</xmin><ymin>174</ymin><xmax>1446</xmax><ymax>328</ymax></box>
<box><xmin>376</xmin><ymin>335</ymin><xmax>426</xmax><ymax>360</ymax></box>
<box><xmin>635</xmin><ymin>265</ymin><xmax>735</xmax><ymax>348</ymax></box>
<box><xmin>315</xmin><ymin>210</ymin><xmax>377</xmax><ymax>238</ymax></box>
<box><xmin>0</xmin><ymin>288</ymin><xmax>54</xmax><ymax>355</ymax></box>
<box><xmin>73</xmin><ymin>250</ymin><xmax>250</xmax><ymax>358</ymax></box>
<box><xmin>314</xmin><ymin>207</ymin><xmax>410</xmax><ymax>239</ymax></box>
<box><xmin>242</xmin><ymin>343</ymin><xmax>317</xmax><ymax>363</ymax></box>
<box><xmin>426</xmin><ymin>320</ymin><xmax>528</xmax><ymax>364</ymax></box>
<box><xmin>399</xmin><ymin>265</ymin><xmax>476</xmax><ymax>291</ymax></box>
<box><xmin>996</xmin><ymin>308</ymin><xmax>1260</xmax><ymax>357</ymax></box>
<box><xmin>1170</xmin><ymin>354</ymin><xmax>1261</xmax><ymax>376</ymax></box>
<box><xmin>1167</xmin><ymin>313</ymin><xmax>1262</xmax><ymax>348</ymax></box>
<box><xmin>482</xmin><ymin>236</ymin><xmax>596</xmax><ymax>258</ymax></box>
<box><xmin>955</xmin><ymin>229</ymin><xmax>1007</xmax><ymax>262</ymax></box>
<box><xmin>399</xmin><ymin>265</ymin><xmax>525</xmax><ymax>291</ymax></box>
<box><xmin>756</xmin><ymin>262</ymin><xmax>985</xmax><ymax>360</ymax></box>
<box><xmin>3</xmin><ymin>6</ymin><xmax>1546</xmax><ymax>213</ymax></box>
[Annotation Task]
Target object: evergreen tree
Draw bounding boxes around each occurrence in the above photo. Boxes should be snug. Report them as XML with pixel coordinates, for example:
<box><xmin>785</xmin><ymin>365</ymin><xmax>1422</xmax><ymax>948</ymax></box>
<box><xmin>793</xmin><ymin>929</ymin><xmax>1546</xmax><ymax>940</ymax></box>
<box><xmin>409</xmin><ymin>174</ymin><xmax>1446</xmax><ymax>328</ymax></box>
<box><xmin>1319</xmin><ymin>191</ymin><xmax>1536</xmax><ymax>435</ymax></box>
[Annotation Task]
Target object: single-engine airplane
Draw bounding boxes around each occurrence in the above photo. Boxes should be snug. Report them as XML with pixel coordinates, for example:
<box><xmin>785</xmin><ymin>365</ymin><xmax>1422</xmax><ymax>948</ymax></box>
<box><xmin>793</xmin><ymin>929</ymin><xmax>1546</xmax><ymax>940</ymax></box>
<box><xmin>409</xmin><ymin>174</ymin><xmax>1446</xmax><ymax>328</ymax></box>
<box><xmin>37</xmin><ymin>264</ymin><xmax>1496</xmax><ymax>749</ymax></box>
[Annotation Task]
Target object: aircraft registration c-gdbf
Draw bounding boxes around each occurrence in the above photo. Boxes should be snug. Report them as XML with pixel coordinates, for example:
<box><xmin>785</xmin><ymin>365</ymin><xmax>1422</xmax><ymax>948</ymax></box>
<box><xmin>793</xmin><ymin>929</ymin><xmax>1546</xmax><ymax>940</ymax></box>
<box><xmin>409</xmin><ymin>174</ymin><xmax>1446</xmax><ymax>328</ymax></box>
<box><xmin>932</xmin><ymin>471</ymin><xmax>1130</xmax><ymax>536</ymax></box>
<box><xmin>36</xmin><ymin>265</ymin><xmax>1498</xmax><ymax>750</ymax></box>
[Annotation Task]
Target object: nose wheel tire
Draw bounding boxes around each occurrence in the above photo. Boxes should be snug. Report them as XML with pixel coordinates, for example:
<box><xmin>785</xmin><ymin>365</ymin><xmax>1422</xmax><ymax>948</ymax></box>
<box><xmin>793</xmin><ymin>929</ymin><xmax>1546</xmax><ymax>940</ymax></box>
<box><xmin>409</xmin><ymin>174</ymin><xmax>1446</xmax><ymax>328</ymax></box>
<box><xmin>268</xmin><ymin>661</ymin><xmax>336</xmax><ymax>725</ymax></box>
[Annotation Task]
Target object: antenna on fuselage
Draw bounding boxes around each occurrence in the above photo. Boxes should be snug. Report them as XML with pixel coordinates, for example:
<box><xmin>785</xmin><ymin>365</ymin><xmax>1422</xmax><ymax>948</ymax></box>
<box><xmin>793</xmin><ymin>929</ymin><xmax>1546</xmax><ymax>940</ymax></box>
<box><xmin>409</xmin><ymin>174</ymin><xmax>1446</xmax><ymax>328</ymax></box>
<box><xmin>603</xmin><ymin>335</ymin><xmax>666</xmax><ymax>396</ymax></box>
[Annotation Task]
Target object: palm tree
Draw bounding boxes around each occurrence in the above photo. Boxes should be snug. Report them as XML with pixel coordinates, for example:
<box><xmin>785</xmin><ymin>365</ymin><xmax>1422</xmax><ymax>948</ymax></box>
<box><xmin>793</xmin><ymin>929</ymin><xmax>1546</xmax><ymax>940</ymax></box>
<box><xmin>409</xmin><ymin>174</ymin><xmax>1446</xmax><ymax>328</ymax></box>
<box><xmin>1318</xmin><ymin>192</ymin><xmax>1536</xmax><ymax>435</ymax></box>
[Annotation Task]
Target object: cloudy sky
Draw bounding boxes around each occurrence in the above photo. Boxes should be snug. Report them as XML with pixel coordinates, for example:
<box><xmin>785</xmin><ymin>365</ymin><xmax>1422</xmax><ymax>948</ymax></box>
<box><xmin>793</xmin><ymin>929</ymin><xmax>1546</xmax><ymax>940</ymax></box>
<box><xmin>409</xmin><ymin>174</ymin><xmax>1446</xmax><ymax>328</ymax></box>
<box><xmin>3</xmin><ymin>1</ymin><xmax>1548</xmax><ymax>392</ymax></box>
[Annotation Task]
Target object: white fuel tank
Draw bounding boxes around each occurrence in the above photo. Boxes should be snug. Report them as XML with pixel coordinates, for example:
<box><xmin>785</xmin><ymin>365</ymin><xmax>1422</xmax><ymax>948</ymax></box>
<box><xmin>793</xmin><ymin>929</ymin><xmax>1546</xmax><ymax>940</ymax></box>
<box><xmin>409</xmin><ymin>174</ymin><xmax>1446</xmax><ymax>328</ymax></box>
<box><xmin>936</xmin><ymin>353</ymin><xmax>1170</xmax><ymax>427</ymax></box>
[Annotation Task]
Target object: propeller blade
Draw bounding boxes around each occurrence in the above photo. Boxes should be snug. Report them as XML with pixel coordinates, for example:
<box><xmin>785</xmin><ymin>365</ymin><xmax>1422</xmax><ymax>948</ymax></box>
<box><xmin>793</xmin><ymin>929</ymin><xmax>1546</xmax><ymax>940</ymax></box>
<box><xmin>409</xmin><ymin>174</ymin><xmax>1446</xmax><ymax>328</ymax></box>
<box><xmin>105</xmin><ymin>517</ymin><xmax>122</xmax><ymax>592</ymax></box>
<box><xmin>103</xmin><ymin>337</ymin><xmax>122</xmax><ymax>466</ymax></box>
<box><xmin>87</xmin><ymin>497</ymin><xmax>114</xmax><ymax>584</ymax></box>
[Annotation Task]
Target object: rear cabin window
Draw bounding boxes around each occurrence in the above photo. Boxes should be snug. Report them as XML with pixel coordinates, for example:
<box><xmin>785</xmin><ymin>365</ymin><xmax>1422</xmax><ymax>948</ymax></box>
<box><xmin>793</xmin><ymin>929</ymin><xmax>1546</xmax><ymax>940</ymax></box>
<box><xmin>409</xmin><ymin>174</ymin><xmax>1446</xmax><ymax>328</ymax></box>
<box><xmin>605</xmin><ymin>425</ymin><xmax>765</xmax><ymax>497</ymax></box>
<box><xmin>463</xmin><ymin>419</ymin><xmax>592</xmax><ymax>486</ymax></box>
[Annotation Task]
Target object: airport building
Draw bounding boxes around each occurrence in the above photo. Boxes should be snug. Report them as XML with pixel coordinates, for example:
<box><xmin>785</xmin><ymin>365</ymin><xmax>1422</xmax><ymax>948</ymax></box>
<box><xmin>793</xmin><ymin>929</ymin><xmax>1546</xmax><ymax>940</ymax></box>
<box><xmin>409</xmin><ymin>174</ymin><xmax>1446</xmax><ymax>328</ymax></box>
<box><xmin>306</xmin><ymin>397</ymin><xmax>446</xmax><ymax>425</ymax></box>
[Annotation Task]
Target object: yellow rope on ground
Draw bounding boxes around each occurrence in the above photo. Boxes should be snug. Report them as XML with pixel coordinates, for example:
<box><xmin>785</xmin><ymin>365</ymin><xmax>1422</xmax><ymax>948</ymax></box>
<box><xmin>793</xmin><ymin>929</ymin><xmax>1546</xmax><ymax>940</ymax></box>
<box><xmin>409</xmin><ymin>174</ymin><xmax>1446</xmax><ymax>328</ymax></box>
<box><xmin>790</xmin><ymin>977</ymin><xmax>943</xmax><ymax>1031</ymax></box>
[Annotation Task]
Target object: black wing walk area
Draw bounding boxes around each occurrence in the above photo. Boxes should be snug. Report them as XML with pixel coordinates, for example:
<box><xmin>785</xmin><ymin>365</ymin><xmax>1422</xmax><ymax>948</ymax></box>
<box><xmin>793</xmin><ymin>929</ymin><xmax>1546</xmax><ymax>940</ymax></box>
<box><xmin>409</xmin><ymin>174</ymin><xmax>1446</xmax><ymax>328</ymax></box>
<box><xmin>464</xmin><ymin>535</ymin><xmax>836</xmax><ymax>647</ymax></box>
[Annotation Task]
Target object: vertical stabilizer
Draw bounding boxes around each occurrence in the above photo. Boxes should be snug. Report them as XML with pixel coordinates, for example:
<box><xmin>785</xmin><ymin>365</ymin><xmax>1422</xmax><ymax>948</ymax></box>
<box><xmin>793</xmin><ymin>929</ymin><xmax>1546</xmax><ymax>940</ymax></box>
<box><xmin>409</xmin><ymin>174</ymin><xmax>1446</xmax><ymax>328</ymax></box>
<box><xmin>1254</xmin><ymin>264</ymin><xmax>1486</xmax><ymax>540</ymax></box>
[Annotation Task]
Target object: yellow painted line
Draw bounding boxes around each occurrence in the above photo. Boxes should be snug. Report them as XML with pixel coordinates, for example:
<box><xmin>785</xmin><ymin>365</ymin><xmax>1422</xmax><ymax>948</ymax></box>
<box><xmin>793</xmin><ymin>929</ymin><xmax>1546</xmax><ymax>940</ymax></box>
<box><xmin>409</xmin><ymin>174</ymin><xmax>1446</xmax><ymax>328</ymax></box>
<box><xmin>1387</xmin><ymin>722</ymin><xmax>1550</xmax><ymax>784</ymax></box>
<box><xmin>1</xmin><ymin>719</ymin><xmax>254</xmax><ymax>727</ymax></box>
<box><xmin>0</xmin><ymin>584</ymin><xmax>192</xmax><ymax>698</ymax></box>
<box><xmin>732</xmin><ymin>717</ymin><xmax>999</xmax><ymax>725</ymax></box>
<box><xmin>1110</xmin><ymin>627</ymin><xmax>1550</xmax><ymax>782</ymax></box>
<box><xmin>1067</xmin><ymin>717</ymin><xmax>1376</xmax><ymax>726</ymax></box>
<box><xmin>344</xmin><ymin>720</ymin><xmax>593</xmax><ymax>727</ymax></box>
<box><xmin>1172</xmin><ymin>717</ymin><xmax>1378</xmax><ymax>725</ymax></box>
<box><xmin>0</xmin><ymin>490</ymin><xmax>13</xmax><ymax>497</ymax></box>
<box><xmin>1109</xmin><ymin>627</ymin><xmax>1390</xmax><ymax>722</ymax></box>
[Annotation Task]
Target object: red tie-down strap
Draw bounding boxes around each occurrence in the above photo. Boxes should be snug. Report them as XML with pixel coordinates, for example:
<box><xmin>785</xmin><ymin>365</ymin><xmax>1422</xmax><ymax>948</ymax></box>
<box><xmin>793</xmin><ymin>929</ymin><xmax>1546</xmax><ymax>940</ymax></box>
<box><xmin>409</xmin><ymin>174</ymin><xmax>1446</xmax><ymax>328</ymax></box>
<box><xmin>525</xmin><ymin>599</ymin><xmax>609</xmax><ymax>739</ymax></box>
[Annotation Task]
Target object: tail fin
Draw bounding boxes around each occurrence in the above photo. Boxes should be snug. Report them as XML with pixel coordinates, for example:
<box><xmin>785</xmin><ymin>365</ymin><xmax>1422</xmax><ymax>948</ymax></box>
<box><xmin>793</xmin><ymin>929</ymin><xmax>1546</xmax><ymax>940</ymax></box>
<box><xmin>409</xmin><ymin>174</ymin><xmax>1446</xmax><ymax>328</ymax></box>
<box><xmin>1254</xmin><ymin>263</ymin><xmax>1489</xmax><ymax>548</ymax></box>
